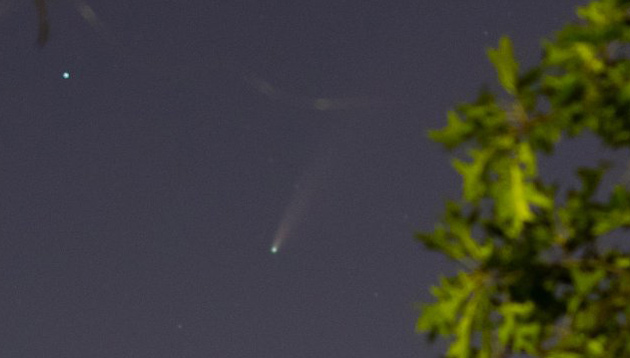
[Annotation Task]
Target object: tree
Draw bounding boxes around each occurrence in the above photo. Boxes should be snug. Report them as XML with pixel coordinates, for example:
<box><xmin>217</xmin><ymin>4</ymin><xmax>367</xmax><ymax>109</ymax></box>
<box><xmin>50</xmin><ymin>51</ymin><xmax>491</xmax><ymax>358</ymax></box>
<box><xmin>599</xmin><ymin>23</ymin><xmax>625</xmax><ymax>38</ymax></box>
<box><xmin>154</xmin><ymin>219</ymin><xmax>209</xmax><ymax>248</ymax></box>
<box><xmin>416</xmin><ymin>0</ymin><xmax>630</xmax><ymax>357</ymax></box>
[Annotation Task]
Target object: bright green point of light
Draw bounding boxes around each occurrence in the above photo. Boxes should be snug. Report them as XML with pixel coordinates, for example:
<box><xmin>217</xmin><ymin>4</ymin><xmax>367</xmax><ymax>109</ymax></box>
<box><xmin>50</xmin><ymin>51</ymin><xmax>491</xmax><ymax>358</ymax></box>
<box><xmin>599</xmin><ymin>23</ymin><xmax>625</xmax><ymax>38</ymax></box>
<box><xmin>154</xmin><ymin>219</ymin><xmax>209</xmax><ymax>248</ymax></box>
<box><xmin>62</xmin><ymin>72</ymin><xmax>70</xmax><ymax>79</ymax></box>
<box><xmin>271</xmin><ymin>246</ymin><xmax>278</xmax><ymax>254</ymax></box>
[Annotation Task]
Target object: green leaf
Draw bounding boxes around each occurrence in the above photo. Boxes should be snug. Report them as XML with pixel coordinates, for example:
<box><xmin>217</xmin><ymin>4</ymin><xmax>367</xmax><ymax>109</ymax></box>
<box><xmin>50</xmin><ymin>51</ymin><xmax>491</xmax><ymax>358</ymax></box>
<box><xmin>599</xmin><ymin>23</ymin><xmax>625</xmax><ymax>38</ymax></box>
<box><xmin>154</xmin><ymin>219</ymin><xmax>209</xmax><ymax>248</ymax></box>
<box><xmin>518</xmin><ymin>142</ymin><xmax>537</xmax><ymax>177</ymax></box>
<box><xmin>592</xmin><ymin>185</ymin><xmax>630</xmax><ymax>235</ymax></box>
<box><xmin>448</xmin><ymin>291</ymin><xmax>481</xmax><ymax>358</ymax></box>
<box><xmin>573</xmin><ymin>42</ymin><xmax>604</xmax><ymax>73</ymax></box>
<box><xmin>577</xmin><ymin>1</ymin><xmax>620</xmax><ymax>26</ymax></box>
<box><xmin>570</xmin><ymin>267</ymin><xmax>605</xmax><ymax>295</ymax></box>
<box><xmin>487</xmin><ymin>36</ymin><xmax>520</xmax><ymax>95</ymax></box>
<box><xmin>510</xmin><ymin>161</ymin><xmax>533</xmax><ymax>224</ymax></box>
<box><xmin>586</xmin><ymin>336</ymin><xmax>606</xmax><ymax>356</ymax></box>
<box><xmin>429</xmin><ymin>111</ymin><xmax>473</xmax><ymax>149</ymax></box>
<box><xmin>417</xmin><ymin>201</ymin><xmax>492</xmax><ymax>262</ymax></box>
<box><xmin>513</xmin><ymin>322</ymin><xmax>541</xmax><ymax>354</ymax></box>
<box><xmin>417</xmin><ymin>224</ymin><xmax>467</xmax><ymax>260</ymax></box>
<box><xmin>524</xmin><ymin>184</ymin><xmax>554</xmax><ymax>210</ymax></box>
<box><xmin>576</xmin><ymin>164</ymin><xmax>609</xmax><ymax>199</ymax></box>
<box><xmin>614</xmin><ymin>257</ymin><xmax>630</xmax><ymax>269</ymax></box>
<box><xmin>453</xmin><ymin>149</ymin><xmax>493</xmax><ymax>202</ymax></box>
<box><xmin>492</xmin><ymin>158</ymin><xmax>533</xmax><ymax>237</ymax></box>
<box><xmin>498</xmin><ymin>301</ymin><xmax>534</xmax><ymax>346</ymax></box>
<box><xmin>416</xmin><ymin>272</ymin><xmax>477</xmax><ymax>339</ymax></box>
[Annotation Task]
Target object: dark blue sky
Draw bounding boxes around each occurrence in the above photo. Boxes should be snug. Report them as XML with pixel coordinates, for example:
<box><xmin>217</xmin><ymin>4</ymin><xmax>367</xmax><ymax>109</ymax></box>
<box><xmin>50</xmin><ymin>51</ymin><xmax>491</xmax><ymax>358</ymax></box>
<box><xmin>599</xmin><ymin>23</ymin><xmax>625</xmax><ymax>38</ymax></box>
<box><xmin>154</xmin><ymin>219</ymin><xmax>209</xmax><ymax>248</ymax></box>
<box><xmin>0</xmin><ymin>1</ymin><xmax>599</xmax><ymax>357</ymax></box>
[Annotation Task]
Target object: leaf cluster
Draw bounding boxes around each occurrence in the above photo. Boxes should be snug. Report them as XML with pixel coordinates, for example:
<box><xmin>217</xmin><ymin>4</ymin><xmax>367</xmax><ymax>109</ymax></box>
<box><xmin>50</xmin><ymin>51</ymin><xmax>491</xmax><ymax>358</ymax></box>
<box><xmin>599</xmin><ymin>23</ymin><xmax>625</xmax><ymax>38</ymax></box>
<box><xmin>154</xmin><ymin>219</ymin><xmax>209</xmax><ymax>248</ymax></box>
<box><xmin>417</xmin><ymin>1</ymin><xmax>630</xmax><ymax>357</ymax></box>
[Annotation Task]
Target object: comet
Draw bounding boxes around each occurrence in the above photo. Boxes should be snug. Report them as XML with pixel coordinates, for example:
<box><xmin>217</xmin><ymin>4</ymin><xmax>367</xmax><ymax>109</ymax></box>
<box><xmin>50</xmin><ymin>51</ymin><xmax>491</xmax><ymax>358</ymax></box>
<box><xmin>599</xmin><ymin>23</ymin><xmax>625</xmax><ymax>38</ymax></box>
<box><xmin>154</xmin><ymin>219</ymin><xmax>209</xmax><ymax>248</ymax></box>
<box><xmin>270</xmin><ymin>139</ymin><xmax>336</xmax><ymax>253</ymax></box>
<box><xmin>270</xmin><ymin>177</ymin><xmax>320</xmax><ymax>253</ymax></box>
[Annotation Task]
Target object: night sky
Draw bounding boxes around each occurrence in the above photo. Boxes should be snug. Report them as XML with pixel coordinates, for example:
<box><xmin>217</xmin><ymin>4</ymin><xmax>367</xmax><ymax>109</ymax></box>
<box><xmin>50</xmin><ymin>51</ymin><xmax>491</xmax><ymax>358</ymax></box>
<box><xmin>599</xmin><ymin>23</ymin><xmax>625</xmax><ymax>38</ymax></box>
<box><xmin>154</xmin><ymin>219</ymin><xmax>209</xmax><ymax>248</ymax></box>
<box><xmin>0</xmin><ymin>1</ymin><xmax>612</xmax><ymax>357</ymax></box>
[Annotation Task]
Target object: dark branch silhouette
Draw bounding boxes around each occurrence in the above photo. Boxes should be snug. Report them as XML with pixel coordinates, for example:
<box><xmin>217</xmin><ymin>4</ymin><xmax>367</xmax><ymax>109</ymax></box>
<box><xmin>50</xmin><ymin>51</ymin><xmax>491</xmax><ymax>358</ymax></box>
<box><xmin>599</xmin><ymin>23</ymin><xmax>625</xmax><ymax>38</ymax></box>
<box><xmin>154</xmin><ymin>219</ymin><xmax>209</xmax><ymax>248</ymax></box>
<box><xmin>34</xmin><ymin>0</ymin><xmax>49</xmax><ymax>46</ymax></box>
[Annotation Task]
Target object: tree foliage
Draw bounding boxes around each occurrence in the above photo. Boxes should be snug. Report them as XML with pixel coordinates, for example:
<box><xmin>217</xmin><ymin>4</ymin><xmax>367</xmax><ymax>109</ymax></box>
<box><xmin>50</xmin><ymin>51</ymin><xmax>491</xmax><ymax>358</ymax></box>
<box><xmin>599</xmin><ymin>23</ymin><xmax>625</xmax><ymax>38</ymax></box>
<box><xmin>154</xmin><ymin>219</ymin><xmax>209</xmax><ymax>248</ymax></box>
<box><xmin>416</xmin><ymin>1</ymin><xmax>630</xmax><ymax>356</ymax></box>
